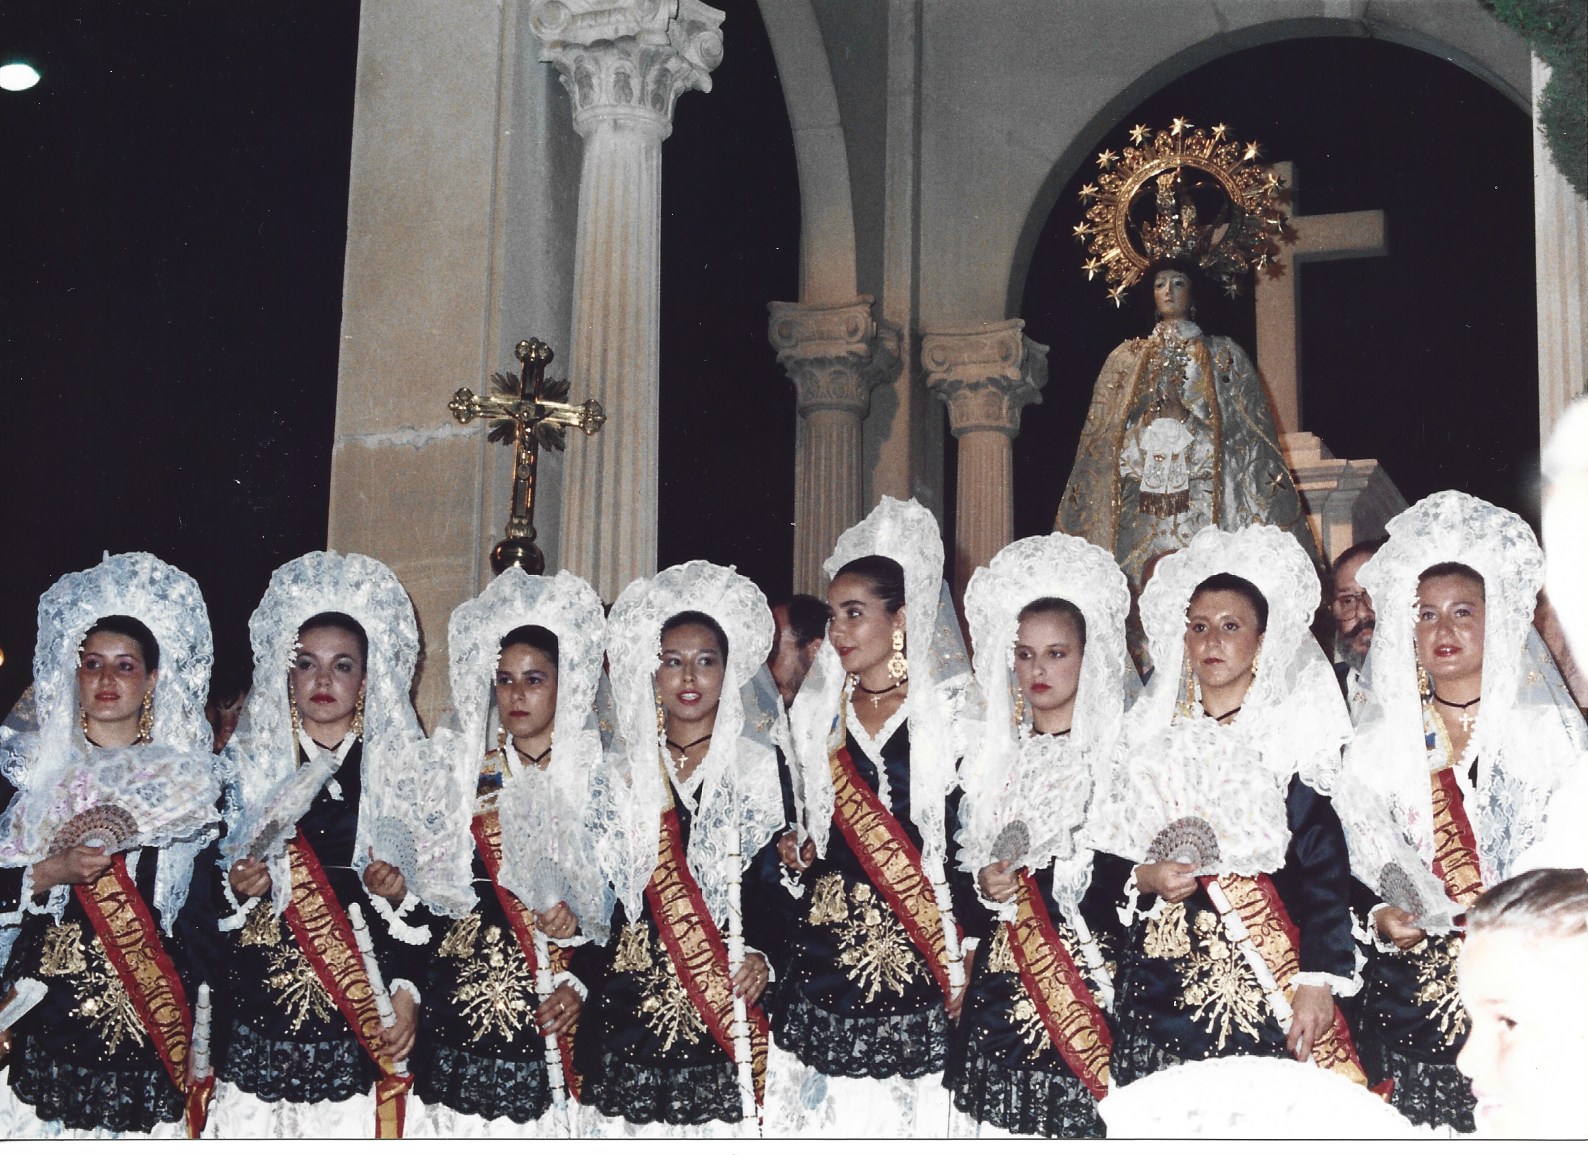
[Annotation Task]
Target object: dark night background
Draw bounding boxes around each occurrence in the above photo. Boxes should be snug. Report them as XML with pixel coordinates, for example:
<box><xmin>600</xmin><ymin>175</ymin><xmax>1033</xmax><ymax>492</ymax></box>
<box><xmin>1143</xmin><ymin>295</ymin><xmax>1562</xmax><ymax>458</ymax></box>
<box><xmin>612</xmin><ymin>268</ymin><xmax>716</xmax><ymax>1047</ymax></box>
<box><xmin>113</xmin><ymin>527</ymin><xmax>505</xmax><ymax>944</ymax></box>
<box><xmin>0</xmin><ymin>2</ymin><xmax>1537</xmax><ymax>712</ymax></box>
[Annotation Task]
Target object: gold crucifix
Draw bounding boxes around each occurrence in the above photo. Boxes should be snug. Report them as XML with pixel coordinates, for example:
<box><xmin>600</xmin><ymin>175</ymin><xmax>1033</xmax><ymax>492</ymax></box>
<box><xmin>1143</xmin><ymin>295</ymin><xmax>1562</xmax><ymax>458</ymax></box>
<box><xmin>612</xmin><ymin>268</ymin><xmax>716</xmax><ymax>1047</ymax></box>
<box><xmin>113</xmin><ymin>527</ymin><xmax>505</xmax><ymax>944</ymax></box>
<box><xmin>448</xmin><ymin>338</ymin><xmax>605</xmax><ymax>574</ymax></box>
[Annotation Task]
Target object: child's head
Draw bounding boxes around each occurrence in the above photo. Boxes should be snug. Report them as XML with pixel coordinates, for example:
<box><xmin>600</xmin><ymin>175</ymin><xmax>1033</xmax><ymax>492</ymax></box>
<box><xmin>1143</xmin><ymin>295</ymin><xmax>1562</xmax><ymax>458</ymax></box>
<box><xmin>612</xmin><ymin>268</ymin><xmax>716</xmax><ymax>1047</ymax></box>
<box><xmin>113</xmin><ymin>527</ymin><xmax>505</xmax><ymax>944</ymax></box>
<box><xmin>1457</xmin><ymin>867</ymin><xmax>1588</xmax><ymax>1138</ymax></box>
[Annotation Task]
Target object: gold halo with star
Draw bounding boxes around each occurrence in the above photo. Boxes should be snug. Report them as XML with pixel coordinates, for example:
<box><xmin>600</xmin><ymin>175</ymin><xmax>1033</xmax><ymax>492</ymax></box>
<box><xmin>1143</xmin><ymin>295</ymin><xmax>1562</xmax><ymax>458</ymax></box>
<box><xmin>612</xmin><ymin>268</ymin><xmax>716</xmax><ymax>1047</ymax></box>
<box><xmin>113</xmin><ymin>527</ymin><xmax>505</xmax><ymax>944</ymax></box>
<box><xmin>1074</xmin><ymin>119</ymin><xmax>1289</xmax><ymax>306</ymax></box>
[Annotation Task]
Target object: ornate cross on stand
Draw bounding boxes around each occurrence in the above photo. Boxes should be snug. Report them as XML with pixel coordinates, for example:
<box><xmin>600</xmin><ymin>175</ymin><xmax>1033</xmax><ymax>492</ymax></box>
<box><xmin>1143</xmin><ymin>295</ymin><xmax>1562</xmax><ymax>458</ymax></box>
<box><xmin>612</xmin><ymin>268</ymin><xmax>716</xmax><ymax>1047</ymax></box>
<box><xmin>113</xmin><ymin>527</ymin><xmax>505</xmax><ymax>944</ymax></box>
<box><xmin>448</xmin><ymin>338</ymin><xmax>605</xmax><ymax>575</ymax></box>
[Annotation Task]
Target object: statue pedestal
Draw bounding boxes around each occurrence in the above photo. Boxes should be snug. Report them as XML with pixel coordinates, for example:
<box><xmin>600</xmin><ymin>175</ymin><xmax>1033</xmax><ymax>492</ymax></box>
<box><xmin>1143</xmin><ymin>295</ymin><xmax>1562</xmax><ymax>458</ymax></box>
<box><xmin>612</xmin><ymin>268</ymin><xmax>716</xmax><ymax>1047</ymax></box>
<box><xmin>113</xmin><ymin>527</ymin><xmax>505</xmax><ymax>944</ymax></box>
<box><xmin>1282</xmin><ymin>432</ymin><xmax>1407</xmax><ymax>566</ymax></box>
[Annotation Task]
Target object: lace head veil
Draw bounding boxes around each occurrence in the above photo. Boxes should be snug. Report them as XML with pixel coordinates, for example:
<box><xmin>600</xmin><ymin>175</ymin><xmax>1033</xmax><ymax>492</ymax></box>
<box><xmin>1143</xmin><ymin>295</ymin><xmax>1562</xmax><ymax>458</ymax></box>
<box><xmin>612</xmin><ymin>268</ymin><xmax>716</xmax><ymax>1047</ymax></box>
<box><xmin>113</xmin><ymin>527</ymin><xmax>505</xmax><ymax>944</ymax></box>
<box><xmin>425</xmin><ymin>566</ymin><xmax>613</xmax><ymax>936</ymax></box>
<box><xmin>958</xmin><ymin>533</ymin><xmax>1134</xmax><ymax>884</ymax></box>
<box><xmin>1135</xmin><ymin>523</ymin><xmax>1347</xmax><ymax>790</ymax></box>
<box><xmin>788</xmin><ymin>496</ymin><xmax>976</xmax><ymax>863</ymax></box>
<box><xmin>0</xmin><ymin>552</ymin><xmax>219</xmax><ymax>928</ymax></box>
<box><xmin>1345</xmin><ymin>491</ymin><xmax>1586</xmax><ymax>886</ymax></box>
<box><xmin>599</xmin><ymin>560</ymin><xmax>786</xmax><ymax>930</ymax></box>
<box><xmin>220</xmin><ymin>551</ymin><xmax>423</xmax><ymax>903</ymax></box>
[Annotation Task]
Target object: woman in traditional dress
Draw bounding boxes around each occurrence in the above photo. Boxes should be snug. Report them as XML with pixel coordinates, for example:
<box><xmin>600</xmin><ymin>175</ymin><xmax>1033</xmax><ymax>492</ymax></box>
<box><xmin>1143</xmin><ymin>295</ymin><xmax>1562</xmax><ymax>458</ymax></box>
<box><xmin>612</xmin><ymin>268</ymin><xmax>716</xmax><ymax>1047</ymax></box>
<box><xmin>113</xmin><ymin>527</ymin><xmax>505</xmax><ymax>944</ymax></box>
<box><xmin>406</xmin><ymin>566</ymin><xmax>612</xmax><ymax>1137</ymax></box>
<box><xmin>947</xmin><ymin>533</ymin><xmax>1135</xmax><ymax>1136</ymax></box>
<box><xmin>208</xmin><ymin>550</ymin><xmax>428</xmax><ymax>1138</ymax></box>
<box><xmin>770</xmin><ymin>496</ymin><xmax>985</xmax><ymax>1137</ymax></box>
<box><xmin>0</xmin><ymin>552</ymin><xmax>222</xmax><ymax>1137</ymax></box>
<box><xmin>1335</xmin><ymin>491</ymin><xmax>1588</xmax><ymax>1132</ymax></box>
<box><xmin>1089</xmin><ymin>524</ymin><xmax>1372</xmax><ymax>1090</ymax></box>
<box><xmin>578</xmin><ymin>560</ymin><xmax>786</xmax><ymax>1137</ymax></box>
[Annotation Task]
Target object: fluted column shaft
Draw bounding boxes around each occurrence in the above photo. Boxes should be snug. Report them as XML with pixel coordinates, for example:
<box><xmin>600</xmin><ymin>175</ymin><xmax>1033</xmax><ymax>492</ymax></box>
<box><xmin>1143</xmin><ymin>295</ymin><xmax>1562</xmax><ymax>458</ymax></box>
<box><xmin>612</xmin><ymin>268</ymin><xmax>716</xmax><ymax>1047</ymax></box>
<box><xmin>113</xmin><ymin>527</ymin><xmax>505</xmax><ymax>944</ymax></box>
<box><xmin>1533</xmin><ymin>55</ymin><xmax>1588</xmax><ymax>448</ymax></box>
<box><xmin>532</xmin><ymin>0</ymin><xmax>724</xmax><ymax>600</ymax></box>
<box><xmin>770</xmin><ymin>297</ymin><xmax>900</xmax><ymax>593</ymax></box>
<box><xmin>924</xmin><ymin>320</ymin><xmax>1048</xmax><ymax>599</ymax></box>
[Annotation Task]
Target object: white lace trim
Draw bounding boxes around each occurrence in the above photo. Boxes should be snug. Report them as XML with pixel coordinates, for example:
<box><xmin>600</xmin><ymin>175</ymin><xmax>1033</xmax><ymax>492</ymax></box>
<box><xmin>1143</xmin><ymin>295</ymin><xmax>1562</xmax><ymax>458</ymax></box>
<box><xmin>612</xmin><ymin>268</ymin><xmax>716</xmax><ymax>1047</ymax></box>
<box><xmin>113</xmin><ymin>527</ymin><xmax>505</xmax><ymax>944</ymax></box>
<box><xmin>843</xmin><ymin>695</ymin><xmax>907</xmax><ymax>809</ymax></box>
<box><xmin>1337</xmin><ymin>492</ymin><xmax>1588</xmax><ymax>905</ymax></box>
<box><xmin>597</xmin><ymin>561</ymin><xmax>787</xmax><ymax>931</ymax></box>
<box><xmin>789</xmin><ymin>497</ymin><xmax>977</xmax><ymax>866</ymax></box>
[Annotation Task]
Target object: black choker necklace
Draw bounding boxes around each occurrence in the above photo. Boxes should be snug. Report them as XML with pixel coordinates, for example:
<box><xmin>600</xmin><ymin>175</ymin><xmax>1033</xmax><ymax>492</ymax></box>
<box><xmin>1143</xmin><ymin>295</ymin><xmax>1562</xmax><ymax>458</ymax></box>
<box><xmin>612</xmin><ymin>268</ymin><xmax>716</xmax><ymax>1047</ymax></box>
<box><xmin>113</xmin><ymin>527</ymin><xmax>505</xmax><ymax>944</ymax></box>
<box><xmin>512</xmin><ymin>741</ymin><xmax>552</xmax><ymax>765</ymax></box>
<box><xmin>1206</xmin><ymin>704</ymin><xmax>1242</xmax><ymax>723</ymax></box>
<box><xmin>1032</xmin><ymin>726</ymin><xmax>1072</xmax><ymax>738</ymax></box>
<box><xmin>666</xmin><ymin>733</ymin><xmax>712</xmax><ymax>772</ymax></box>
<box><xmin>1432</xmin><ymin>692</ymin><xmax>1481</xmax><ymax>735</ymax></box>
<box><xmin>855</xmin><ymin>675</ymin><xmax>908</xmax><ymax>707</ymax></box>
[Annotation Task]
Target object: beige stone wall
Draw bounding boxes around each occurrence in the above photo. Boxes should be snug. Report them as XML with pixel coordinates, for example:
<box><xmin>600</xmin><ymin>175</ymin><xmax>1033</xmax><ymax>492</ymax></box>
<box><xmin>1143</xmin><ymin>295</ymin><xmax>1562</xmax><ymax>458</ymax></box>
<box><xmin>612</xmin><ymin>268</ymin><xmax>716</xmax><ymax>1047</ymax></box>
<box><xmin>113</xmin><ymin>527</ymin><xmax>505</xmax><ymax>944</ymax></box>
<box><xmin>329</xmin><ymin>1</ymin><xmax>580</xmax><ymax>725</ymax></box>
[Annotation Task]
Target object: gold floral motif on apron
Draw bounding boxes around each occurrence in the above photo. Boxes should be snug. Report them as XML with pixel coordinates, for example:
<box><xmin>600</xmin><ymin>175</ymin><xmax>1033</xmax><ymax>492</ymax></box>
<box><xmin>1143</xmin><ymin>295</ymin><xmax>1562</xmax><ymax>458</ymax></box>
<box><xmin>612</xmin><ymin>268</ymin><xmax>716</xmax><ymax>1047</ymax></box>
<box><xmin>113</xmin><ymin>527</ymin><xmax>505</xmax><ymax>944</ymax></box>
<box><xmin>989</xmin><ymin>922</ymin><xmax>1052</xmax><ymax>1059</ymax></box>
<box><xmin>55</xmin><ymin>930</ymin><xmax>144</xmax><ymax>1052</ymax></box>
<box><xmin>834</xmin><ymin>881</ymin><xmax>924</xmax><ymax>1002</ymax></box>
<box><xmin>613</xmin><ymin>921</ymin><xmax>707</xmax><ymax>1051</ymax></box>
<box><xmin>1176</xmin><ymin>909</ymin><xmax>1265</xmax><ymax>1048</ymax></box>
<box><xmin>1410</xmin><ymin>934</ymin><xmax>1468</xmax><ymax>1047</ymax></box>
<box><xmin>450</xmin><ymin>922</ymin><xmax>535</xmax><ymax>1044</ymax></box>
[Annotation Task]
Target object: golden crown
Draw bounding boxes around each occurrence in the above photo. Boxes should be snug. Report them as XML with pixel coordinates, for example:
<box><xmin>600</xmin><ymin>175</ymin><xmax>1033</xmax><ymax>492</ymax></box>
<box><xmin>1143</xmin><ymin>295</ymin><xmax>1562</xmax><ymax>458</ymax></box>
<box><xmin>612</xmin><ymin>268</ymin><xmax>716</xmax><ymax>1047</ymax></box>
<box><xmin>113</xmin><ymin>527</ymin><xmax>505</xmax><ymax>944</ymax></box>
<box><xmin>1074</xmin><ymin>119</ymin><xmax>1288</xmax><ymax>306</ymax></box>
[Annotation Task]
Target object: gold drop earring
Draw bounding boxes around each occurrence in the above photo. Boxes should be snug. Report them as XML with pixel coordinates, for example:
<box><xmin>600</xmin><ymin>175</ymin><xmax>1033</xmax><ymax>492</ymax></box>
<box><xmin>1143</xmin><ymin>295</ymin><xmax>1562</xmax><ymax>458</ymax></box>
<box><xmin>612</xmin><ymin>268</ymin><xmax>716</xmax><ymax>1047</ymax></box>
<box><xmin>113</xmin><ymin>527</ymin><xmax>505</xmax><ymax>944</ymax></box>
<box><xmin>137</xmin><ymin>686</ymin><xmax>155</xmax><ymax>743</ymax></box>
<box><xmin>1013</xmin><ymin>684</ymin><xmax>1026</xmax><ymax>731</ymax></box>
<box><xmin>351</xmin><ymin>687</ymin><xmax>366</xmax><ymax>738</ymax></box>
<box><xmin>655</xmin><ymin>694</ymin><xmax>667</xmax><ymax>738</ymax></box>
<box><xmin>1250</xmin><ymin>652</ymin><xmax>1261</xmax><ymax>679</ymax></box>
<box><xmin>496</xmin><ymin>724</ymin><xmax>508</xmax><ymax>753</ymax></box>
<box><xmin>887</xmin><ymin>628</ymin><xmax>908</xmax><ymax>681</ymax></box>
<box><xmin>1416</xmin><ymin>660</ymin><xmax>1431</xmax><ymax>700</ymax></box>
<box><xmin>289</xmin><ymin>686</ymin><xmax>303</xmax><ymax>737</ymax></box>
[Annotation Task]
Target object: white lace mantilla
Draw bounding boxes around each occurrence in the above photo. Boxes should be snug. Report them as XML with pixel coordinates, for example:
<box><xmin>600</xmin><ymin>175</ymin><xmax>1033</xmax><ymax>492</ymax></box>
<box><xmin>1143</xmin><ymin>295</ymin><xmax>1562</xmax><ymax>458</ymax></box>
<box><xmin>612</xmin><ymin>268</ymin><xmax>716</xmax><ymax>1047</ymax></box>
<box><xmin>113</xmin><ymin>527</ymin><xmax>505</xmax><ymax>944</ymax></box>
<box><xmin>598</xmin><ymin>560</ymin><xmax>786</xmax><ymax>930</ymax></box>
<box><xmin>789</xmin><ymin>496</ymin><xmax>978</xmax><ymax>864</ymax></box>
<box><xmin>1090</xmin><ymin>525</ymin><xmax>1348</xmax><ymax>870</ymax></box>
<box><xmin>0</xmin><ymin>552</ymin><xmax>220</xmax><ymax>935</ymax></box>
<box><xmin>411</xmin><ymin>567</ymin><xmax>613</xmax><ymax>935</ymax></box>
<box><xmin>958</xmin><ymin>533</ymin><xmax>1136</xmax><ymax>907</ymax></box>
<box><xmin>218</xmin><ymin>551</ymin><xmax>423</xmax><ymax>915</ymax></box>
<box><xmin>1337</xmin><ymin>491</ymin><xmax>1588</xmax><ymax>901</ymax></box>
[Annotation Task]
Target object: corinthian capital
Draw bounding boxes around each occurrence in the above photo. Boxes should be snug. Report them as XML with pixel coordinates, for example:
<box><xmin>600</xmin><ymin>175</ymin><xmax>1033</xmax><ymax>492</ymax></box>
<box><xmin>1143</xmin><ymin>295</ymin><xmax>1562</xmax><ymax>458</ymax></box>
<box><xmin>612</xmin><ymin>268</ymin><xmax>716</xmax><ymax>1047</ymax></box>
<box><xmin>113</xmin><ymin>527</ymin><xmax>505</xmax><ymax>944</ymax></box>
<box><xmin>768</xmin><ymin>297</ymin><xmax>901</xmax><ymax>417</ymax></box>
<box><xmin>530</xmin><ymin>0</ymin><xmax>725</xmax><ymax>134</ymax></box>
<box><xmin>923</xmin><ymin>319</ymin><xmax>1048</xmax><ymax>437</ymax></box>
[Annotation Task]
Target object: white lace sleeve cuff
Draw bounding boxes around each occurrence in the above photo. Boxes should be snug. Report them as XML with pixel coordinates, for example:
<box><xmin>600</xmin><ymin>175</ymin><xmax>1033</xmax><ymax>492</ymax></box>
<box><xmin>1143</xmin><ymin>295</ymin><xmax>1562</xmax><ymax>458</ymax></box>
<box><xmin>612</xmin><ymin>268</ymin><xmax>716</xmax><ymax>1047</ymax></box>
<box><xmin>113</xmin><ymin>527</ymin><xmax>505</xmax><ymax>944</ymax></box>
<box><xmin>1290</xmin><ymin>970</ymin><xmax>1361</xmax><ymax>999</ymax></box>
<box><xmin>1361</xmin><ymin>902</ymin><xmax>1402</xmax><ymax>954</ymax></box>
<box><xmin>369</xmin><ymin>891</ymin><xmax>432</xmax><ymax>946</ymax></box>
<box><xmin>389</xmin><ymin>977</ymin><xmax>422</xmax><ymax>1007</ymax></box>
<box><xmin>24</xmin><ymin>876</ymin><xmax>67</xmax><ymax>921</ymax></box>
<box><xmin>550</xmin><ymin>968</ymin><xmax>589</xmax><ymax>1002</ymax></box>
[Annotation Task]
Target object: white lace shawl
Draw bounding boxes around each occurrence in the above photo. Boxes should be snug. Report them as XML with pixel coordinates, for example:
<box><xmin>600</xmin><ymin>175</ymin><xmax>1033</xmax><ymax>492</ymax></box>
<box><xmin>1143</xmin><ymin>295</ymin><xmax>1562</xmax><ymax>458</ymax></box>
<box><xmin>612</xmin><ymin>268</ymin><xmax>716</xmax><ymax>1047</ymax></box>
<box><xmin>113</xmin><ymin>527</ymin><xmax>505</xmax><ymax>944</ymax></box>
<box><xmin>788</xmin><ymin>496</ymin><xmax>979</xmax><ymax>863</ymax></box>
<box><xmin>1336</xmin><ymin>491</ymin><xmax>1588</xmax><ymax>900</ymax></box>
<box><xmin>217</xmin><ymin>551</ymin><xmax>424</xmax><ymax>915</ymax></box>
<box><xmin>596</xmin><ymin>561</ymin><xmax>786</xmax><ymax>930</ymax></box>
<box><xmin>1089</xmin><ymin>524</ymin><xmax>1350</xmax><ymax>872</ymax></box>
<box><xmin>410</xmin><ymin>567</ymin><xmax>612</xmax><ymax>938</ymax></box>
<box><xmin>957</xmin><ymin>533</ymin><xmax>1136</xmax><ymax>908</ymax></box>
<box><xmin>0</xmin><ymin>552</ymin><xmax>220</xmax><ymax>933</ymax></box>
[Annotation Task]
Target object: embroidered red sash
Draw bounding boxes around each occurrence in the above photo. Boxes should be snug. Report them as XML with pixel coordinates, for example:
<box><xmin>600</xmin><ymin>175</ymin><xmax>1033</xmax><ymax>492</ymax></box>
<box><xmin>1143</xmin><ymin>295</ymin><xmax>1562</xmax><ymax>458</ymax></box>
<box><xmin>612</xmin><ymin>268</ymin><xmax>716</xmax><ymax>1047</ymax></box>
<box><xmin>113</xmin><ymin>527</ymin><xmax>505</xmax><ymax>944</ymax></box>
<box><xmin>470</xmin><ymin>808</ymin><xmax>581</xmax><ymax>1099</ymax></box>
<box><xmin>644</xmin><ymin>787</ymin><xmax>769</xmax><ymax>1107</ymax></box>
<box><xmin>75</xmin><ymin>856</ymin><xmax>208</xmax><ymax>1137</ymax></box>
<box><xmin>828</xmin><ymin>745</ymin><xmax>958</xmax><ymax>1001</ymax></box>
<box><xmin>1007</xmin><ymin>870</ymin><xmax>1112</xmax><ymax>1099</ymax></box>
<box><xmin>1427</xmin><ymin>769</ymin><xmax>1485</xmax><ymax>910</ymax></box>
<box><xmin>1203</xmin><ymin>874</ymin><xmax>1384</xmax><ymax>1095</ymax></box>
<box><xmin>284</xmin><ymin>835</ymin><xmax>412</xmax><ymax>1138</ymax></box>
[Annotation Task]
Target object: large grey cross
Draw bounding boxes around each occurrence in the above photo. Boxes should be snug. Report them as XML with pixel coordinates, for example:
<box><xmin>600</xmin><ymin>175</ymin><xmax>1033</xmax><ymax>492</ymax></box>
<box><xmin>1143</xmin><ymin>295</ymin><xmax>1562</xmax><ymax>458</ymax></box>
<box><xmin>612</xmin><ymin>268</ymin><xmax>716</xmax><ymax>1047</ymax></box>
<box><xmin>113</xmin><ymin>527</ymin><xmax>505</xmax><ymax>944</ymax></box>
<box><xmin>1256</xmin><ymin>162</ymin><xmax>1387</xmax><ymax>434</ymax></box>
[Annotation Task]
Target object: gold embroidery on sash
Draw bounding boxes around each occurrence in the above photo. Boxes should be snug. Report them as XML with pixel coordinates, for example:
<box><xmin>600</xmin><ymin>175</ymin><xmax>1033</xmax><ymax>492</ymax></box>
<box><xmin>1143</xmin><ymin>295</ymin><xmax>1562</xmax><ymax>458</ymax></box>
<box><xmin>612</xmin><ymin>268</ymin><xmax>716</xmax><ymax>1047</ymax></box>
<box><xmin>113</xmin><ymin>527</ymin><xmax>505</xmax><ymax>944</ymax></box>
<box><xmin>1143</xmin><ymin>901</ymin><xmax>1191</xmax><ymax>959</ymax></box>
<box><xmin>808</xmin><ymin>874</ymin><xmax>847</xmax><ymax>926</ymax></box>
<box><xmin>988</xmin><ymin>922</ymin><xmax>1017</xmax><ymax>972</ymax></box>
<box><xmin>1410</xmin><ymin>935</ymin><xmax>1468</xmax><ymax>1047</ymax></box>
<box><xmin>67</xmin><ymin>937</ymin><xmax>144</xmax><ymax>1051</ymax></box>
<box><xmin>835</xmin><ymin>881</ymin><xmax>923</xmax><ymax>1001</ymax></box>
<box><xmin>40</xmin><ymin>922</ymin><xmax>87</xmax><ymax>976</ymax></box>
<box><xmin>451</xmin><ymin>924</ymin><xmax>535</xmax><ymax>1043</ymax></box>
<box><xmin>265</xmin><ymin>939</ymin><xmax>336</xmax><ymax>1028</ymax></box>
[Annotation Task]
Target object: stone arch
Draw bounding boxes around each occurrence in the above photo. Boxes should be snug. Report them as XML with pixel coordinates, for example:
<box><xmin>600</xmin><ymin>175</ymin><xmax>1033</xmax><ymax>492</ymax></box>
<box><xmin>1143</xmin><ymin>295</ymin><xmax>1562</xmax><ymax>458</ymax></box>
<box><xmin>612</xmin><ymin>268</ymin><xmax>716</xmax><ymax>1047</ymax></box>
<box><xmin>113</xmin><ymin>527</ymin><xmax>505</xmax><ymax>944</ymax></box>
<box><xmin>1003</xmin><ymin>12</ymin><xmax>1529</xmax><ymax>316</ymax></box>
<box><xmin>757</xmin><ymin>0</ymin><xmax>858</xmax><ymax>301</ymax></box>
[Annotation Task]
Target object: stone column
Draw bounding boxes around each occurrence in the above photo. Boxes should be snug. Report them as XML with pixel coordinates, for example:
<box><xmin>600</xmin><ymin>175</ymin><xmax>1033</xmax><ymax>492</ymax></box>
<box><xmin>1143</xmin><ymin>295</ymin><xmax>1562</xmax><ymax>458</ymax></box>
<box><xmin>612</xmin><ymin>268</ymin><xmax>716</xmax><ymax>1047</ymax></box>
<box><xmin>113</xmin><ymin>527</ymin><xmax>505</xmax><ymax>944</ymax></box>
<box><xmin>1532</xmin><ymin>55</ymin><xmax>1588</xmax><ymax>448</ymax></box>
<box><xmin>530</xmin><ymin>0</ymin><xmax>725</xmax><ymax>601</ymax></box>
<box><xmin>923</xmin><ymin>320</ymin><xmax>1048</xmax><ymax>597</ymax></box>
<box><xmin>769</xmin><ymin>297</ymin><xmax>900</xmax><ymax>593</ymax></box>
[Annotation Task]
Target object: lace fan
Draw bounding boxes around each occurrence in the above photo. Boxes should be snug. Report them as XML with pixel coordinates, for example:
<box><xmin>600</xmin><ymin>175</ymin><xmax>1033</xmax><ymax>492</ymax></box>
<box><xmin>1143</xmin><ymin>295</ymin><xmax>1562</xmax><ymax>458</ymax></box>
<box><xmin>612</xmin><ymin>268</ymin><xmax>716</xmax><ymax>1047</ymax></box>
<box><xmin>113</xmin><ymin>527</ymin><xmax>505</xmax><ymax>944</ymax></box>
<box><xmin>230</xmin><ymin>759</ymin><xmax>336</xmax><ymax>863</ymax></box>
<box><xmin>47</xmin><ymin>803</ymin><xmax>139</xmax><ymax>856</ymax></box>
<box><xmin>1146</xmin><ymin>816</ymin><xmax>1220</xmax><ymax>869</ymax></box>
<box><xmin>371</xmin><ymin>815</ymin><xmax>418</xmax><ymax>883</ymax></box>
